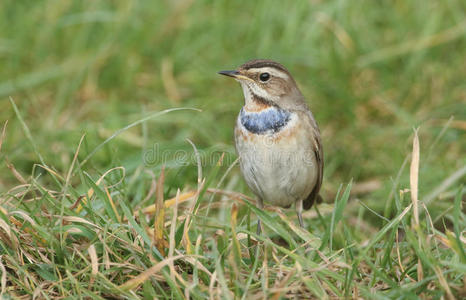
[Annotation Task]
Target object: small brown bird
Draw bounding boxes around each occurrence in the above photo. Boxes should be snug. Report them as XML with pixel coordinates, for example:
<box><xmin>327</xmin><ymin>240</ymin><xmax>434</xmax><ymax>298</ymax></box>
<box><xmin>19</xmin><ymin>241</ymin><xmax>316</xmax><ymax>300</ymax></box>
<box><xmin>219</xmin><ymin>59</ymin><xmax>323</xmax><ymax>233</ymax></box>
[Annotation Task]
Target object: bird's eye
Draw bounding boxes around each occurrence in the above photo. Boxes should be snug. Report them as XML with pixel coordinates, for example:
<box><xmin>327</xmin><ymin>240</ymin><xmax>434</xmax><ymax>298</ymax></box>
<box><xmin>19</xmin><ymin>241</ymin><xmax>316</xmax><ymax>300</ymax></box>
<box><xmin>259</xmin><ymin>72</ymin><xmax>270</xmax><ymax>82</ymax></box>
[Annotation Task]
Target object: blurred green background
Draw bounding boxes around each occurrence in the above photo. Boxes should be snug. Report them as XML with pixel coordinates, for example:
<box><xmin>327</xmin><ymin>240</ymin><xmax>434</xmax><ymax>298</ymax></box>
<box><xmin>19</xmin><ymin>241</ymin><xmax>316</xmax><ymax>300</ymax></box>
<box><xmin>1</xmin><ymin>0</ymin><xmax>465</xmax><ymax>219</ymax></box>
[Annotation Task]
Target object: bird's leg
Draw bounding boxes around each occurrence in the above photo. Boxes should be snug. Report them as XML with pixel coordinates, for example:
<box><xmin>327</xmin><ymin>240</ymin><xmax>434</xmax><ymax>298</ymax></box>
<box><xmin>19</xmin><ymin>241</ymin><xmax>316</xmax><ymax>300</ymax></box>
<box><xmin>296</xmin><ymin>199</ymin><xmax>304</xmax><ymax>228</ymax></box>
<box><xmin>256</xmin><ymin>198</ymin><xmax>264</xmax><ymax>235</ymax></box>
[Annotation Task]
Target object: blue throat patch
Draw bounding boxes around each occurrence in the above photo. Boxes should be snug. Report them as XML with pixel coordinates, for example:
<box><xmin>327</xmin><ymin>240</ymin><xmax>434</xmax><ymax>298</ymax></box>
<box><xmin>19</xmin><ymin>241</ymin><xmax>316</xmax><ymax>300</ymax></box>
<box><xmin>240</xmin><ymin>107</ymin><xmax>291</xmax><ymax>134</ymax></box>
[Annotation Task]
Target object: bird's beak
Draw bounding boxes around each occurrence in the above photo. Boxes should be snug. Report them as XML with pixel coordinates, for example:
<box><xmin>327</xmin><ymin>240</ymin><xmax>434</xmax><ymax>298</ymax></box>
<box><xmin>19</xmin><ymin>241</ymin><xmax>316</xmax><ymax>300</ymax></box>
<box><xmin>218</xmin><ymin>70</ymin><xmax>253</xmax><ymax>82</ymax></box>
<box><xmin>218</xmin><ymin>70</ymin><xmax>240</xmax><ymax>78</ymax></box>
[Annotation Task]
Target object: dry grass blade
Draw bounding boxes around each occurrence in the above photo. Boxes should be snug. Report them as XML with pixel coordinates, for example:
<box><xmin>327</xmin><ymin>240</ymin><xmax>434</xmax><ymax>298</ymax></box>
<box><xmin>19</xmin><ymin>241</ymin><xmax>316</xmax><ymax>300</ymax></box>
<box><xmin>60</xmin><ymin>216</ymin><xmax>100</xmax><ymax>228</ymax></box>
<box><xmin>0</xmin><ymin>120</ymin><xmax>7</xmax><ymax>154</ymax></box>
<box><xmin>209</xmin><ymin>270</ymin><xmax>218</xmax><ymax>300</ymax></box>
<box><xmin>0</xmin><ymin>218</ymin><xmax>18</xmax><ymax>250</ymax></box>
<box><xmin>410</xmin><ymin>128</ymin><xmax>423</xmax><ymax>282</ymax></box>
<box><xmin>88</xmin><ymin>244</ymin><xmax>98</xmax><ymax>287</ymax></box>
<box><xmin>105</xmin><ymin>187</ymin><xmax>121</xmax><ymax>222</ymax></box>
<box><xmin>9</xmin><ymin>210</ymin><xmax>36</xmax><ymax>226</ymax></box>
<box><xmin>230</xmin><ymin>203</ymin><xmax>241</xmax><ymax>281</ymax></box>
<box><xmin>154</xmin><ymin>166</ymin><xmax>167</xmax><ymax>256</ymax></box>
<box><xmin>205</xmin><ymin>188</ymin><xmax>256</xmax><ymax>204</ymax></box>
<box><xmin>168</xmin><ymin>189</ymin><xmax>180</xmax><ymax>258</ymax></box>
<box><xmin>0</xmin><ymin>256</ymin><xmax>6</xmax><ymax>296</ymax></box>
<box><xmin>434</xmin><ymin>266</ymin><xmax>455</xmax><ymax>300</ymax></box>
<box><xmin>34</xmin><ymin>164</ymin><xmax>64</xmax><ymax>181</ymax></box>
<box><xmin>167</xmin><ymin>190</ymin><xmax>182</xmax><ymax>291</ymax></box>
<box><xmin>131</xmin><ymin>191</ymin><xmax>196</xmax><ymax>219</ymax></box>
<box><xmin>118</xmin><ymin>255</ymin><xmax>186</xmax><ymax>290</ymax></box>
<box><xmin>164</xmin><ymin>191</ymin><xmax>196</xmax><ymax>208</ymax></box>
<box><xmin>395</xmin><ymin>230</ymin><xmax>415</xmax><ymax>283</ymax></box>
<box><xmin>176</xmin><ymin>139</ymin><xmax>204</xmax><ymax>255</ymax></box>
<box><xmin>263</xmin><ymin>246</ymin><xmax>269</xmax><ymax>292</ymax></box>
<box><xmin>182</xmin><ymin>179</ymin><xmax>205</xmax><ymax>255</ymax></box>
<box><xmin>5</xmin><ymin>159</ymin><xmax>27</xmax><ymax>184</ymax></box>
<box><xmin>410</xmin><ymin>128</ymin><xmax>420</xmax><ymax>227</ymax></box>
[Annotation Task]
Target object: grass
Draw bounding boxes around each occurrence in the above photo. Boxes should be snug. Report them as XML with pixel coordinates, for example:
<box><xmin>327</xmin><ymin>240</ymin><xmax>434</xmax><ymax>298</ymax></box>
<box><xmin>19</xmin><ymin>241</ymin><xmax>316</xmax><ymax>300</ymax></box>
<box><xmin>0</xmin><ymin>0</ymin><xmax>465</xmax><ymax>298</ymax></box>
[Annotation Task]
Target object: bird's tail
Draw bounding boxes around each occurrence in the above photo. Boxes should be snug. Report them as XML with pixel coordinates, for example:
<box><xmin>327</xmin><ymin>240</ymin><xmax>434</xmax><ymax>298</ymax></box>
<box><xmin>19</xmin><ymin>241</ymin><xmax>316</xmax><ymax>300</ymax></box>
<box><xmin>303</xmin><ymin>192</ymin><xmax>323</xmax><ymax>210</ymax></box>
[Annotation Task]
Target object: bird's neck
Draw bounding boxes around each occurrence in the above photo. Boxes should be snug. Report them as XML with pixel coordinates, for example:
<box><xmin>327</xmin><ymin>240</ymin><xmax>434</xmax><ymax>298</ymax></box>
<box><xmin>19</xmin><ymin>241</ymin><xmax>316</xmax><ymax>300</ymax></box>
<box><xmin>240</xmin><ymin>83</ymin><xmax>275</xmax><ymax>112</ymax></box>
<box><xmin>239</xmin><ymin>83</ymin><xmax>292</xmax><ymax>134</ymax></box>
<box><xmin>243</xmin><ymin>97</ymin><xmax>273</xmax><ymax>112</ymax></box>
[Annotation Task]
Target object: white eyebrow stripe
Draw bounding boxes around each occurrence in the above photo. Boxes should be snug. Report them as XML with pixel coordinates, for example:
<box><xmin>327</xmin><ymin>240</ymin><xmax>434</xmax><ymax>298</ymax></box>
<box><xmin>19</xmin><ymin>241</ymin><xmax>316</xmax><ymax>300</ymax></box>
<box><xmin>247</xmin><ymin>67</ymin><xmax>289</xmax><ymax>79</ymax></box>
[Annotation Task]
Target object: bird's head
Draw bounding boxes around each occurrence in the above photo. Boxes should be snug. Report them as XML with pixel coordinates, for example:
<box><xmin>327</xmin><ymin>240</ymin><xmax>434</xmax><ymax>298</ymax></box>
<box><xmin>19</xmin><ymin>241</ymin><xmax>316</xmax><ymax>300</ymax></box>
<box><xmin>219</xmin><ymin>59</ymin><xmax>304</xmax><ymax>109</ymax></box>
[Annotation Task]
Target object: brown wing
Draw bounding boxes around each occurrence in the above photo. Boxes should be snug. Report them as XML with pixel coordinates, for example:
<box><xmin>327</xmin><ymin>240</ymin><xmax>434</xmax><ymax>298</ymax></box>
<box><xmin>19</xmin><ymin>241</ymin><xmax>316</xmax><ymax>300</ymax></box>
<box><xmin>303</xmin><ymin>112</ymin><xmax>324</xmax><ymax>210</ymax></box>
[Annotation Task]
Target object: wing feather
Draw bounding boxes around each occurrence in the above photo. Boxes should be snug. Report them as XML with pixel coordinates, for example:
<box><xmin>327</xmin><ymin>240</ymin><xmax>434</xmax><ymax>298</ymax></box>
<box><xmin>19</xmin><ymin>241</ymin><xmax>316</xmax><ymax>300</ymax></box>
<box><xmin>303</xmin><ymin>111</ymin><xmax>324</xmax><ymax>209</ymax></box>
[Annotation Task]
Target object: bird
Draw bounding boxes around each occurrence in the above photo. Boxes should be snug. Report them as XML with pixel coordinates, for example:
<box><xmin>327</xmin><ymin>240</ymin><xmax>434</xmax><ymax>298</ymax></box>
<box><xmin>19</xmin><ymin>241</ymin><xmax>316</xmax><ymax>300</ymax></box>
<box><xmin>218</xmin><ymin>59</ymin><xmax>323</xmax><ymax>234</ymax></box>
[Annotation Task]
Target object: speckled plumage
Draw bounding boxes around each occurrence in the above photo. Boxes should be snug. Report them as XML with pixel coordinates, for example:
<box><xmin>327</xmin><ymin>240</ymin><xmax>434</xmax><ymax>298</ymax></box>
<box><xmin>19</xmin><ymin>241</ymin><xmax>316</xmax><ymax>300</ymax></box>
<box><xmin>219</xmin><ymin>59</ymin><xmax>324</xmax><ymax>230</ymax></box>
